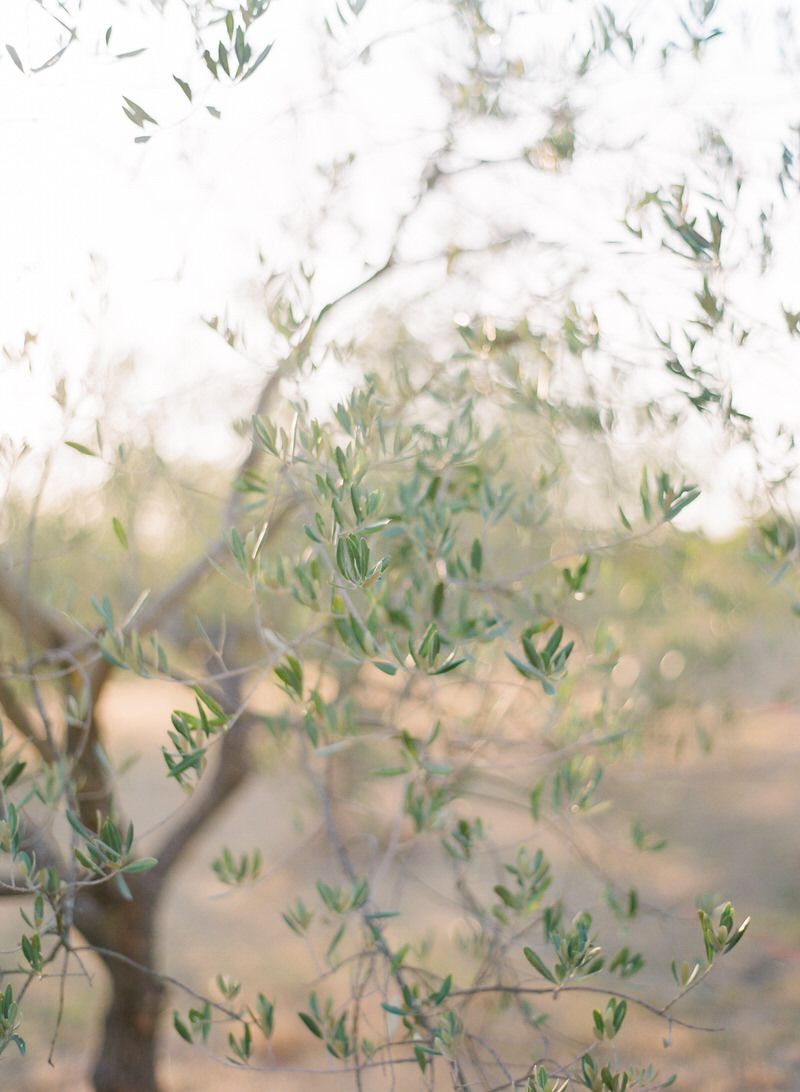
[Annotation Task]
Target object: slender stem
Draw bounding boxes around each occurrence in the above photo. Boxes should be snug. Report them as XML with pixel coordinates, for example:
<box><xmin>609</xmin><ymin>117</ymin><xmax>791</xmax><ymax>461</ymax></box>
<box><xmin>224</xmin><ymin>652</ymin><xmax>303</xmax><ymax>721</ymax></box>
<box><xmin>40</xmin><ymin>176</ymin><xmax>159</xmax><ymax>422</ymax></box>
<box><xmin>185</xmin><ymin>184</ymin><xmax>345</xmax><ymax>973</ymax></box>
<box><xmin>448</xmin><ymin>984</ymin><xmax>721</xmax><ymax>1033</ymax></box>
<box><xmin>300</xmin><ymin>742</ymin><xmax>473</xmax><ymax>1090</ymax></box>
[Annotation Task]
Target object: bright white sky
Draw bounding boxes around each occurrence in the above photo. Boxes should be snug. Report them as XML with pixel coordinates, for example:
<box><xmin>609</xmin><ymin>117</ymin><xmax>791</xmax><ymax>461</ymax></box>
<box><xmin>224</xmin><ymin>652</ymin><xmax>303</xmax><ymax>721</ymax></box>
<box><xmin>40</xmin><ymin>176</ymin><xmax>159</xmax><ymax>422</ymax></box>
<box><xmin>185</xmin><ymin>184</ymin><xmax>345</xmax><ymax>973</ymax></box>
<box><xmin>1</xmin><ymin>0</ymin><xmax>799</xmax><ymax>536</ymax></box>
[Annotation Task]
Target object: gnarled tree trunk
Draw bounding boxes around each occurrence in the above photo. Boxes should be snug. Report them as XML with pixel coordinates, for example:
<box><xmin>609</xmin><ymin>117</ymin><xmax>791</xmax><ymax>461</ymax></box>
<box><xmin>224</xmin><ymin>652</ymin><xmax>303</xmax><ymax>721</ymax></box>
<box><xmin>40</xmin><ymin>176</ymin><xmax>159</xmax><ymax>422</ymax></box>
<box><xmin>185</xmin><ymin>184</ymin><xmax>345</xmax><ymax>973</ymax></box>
<box><xmin>71</xmin><ymin>707</ymin><xmax>256</xmax><ymax>1091</ymax></box>
<box><xmin>75</xmin><ymin>882</ymin><xmax>165</xmax><ymax>1092</ymax></box>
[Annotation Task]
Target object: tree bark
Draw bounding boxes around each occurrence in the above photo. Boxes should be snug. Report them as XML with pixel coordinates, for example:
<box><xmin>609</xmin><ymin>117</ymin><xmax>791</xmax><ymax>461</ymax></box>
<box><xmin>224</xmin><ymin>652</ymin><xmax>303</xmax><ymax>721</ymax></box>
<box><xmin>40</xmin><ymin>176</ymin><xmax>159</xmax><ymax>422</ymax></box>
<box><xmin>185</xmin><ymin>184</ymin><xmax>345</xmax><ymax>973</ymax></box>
<box><xmin>93</xmin><ymin>953</ymin><xmax>164</xmax><ymax>1092</ymax></box>
<box><xmin>67</xmin><ymin>676</ymin><xmax>254</xmax><ymax>1090</ymax></box>
<box><xmin>75</xmin><ymin>885</ymin><xmax>165</xmax><ymax>1092</ymax></box>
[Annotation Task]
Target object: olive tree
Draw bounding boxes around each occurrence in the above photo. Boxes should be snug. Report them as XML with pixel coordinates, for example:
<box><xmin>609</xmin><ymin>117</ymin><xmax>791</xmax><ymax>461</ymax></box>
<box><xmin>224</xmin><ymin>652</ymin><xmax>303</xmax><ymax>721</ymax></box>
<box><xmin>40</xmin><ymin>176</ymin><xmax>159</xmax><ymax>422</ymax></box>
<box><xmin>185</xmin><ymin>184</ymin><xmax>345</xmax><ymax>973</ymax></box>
<box><xmin>1</xmin><ymin>1</ymin><xmax>796</xmax><ymax>1089</ymax></box>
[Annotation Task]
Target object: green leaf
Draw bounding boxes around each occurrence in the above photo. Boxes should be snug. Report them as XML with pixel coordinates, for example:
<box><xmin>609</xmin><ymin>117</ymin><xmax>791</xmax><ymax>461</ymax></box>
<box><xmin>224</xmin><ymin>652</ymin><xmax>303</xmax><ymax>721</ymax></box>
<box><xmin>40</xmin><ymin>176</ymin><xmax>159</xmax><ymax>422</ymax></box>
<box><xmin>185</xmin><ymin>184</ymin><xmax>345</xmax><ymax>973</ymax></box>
<box><xmin>494</xmin><ymin>884</ymin><xmax>516</xmax><ymax>908</ymax></box>
<box><xmin>6</xmin><ymin>44</ymin><xmax>24</xmax><ymax>72</ymax></box>
<box><xmin>639</xmin><ymin>467</ymin><xmax>652</xmax><ymax>521</ymax></box>
<box><xmin>2</xmin><ymin>761</ymin><xmax>26</xmax><ymax>790</ymax></box>
<box><xmin>163</xmin><ymin>748</ymin><xmax>205</xmax><ymax>780</ymax></box>
<box><xmin>523</xmin><ymin>947</ymin><xmax>556</xmax><ymax>983</ymax></box>
<box><xmin>121</xmin><ymin>857</ymin><xmax>158</xmax><ymax>874</ymax></box>
<box><xmin>191</xmin><ymin>685</ymin><xmax>226</xmax><ymax>719</ymax></box>
<box><xmin>173</xmin><ymin>1011</ymin><xmax>193</xmax><ymax>1044</ymax></box>
<box><xmin>242</xmin><ymin>42</ymin><xmax>273</xmax><ymax>81</ymax></box>
<box><xmin>66</xmin><ymin>810</ymin><xmax>93</xmax><ymax>840</ymax></box>
<box><xmin>122</xmin><ymin>96</ymin><xmax>158</xmax><ymax>129</ymax></box>
<box><xmin>470</xmin><ymin>538</ymin><xmax>483</xmax><ymax>573</ymax></box>
<box><xmin>234</xmin><ymin>26</ymin><xmax>249</xmax><ymax>68</ymax></box>
<box><xmin>275</xmin><ymin>656</ymin><xmax>303</xmax><ymax>700</ymax></box>
<box><xmin>66</xmin><ymin>441</ymin><xmax>97</xmax><ymax>457</ymax></box>
<box><xmin>506</xmin><ymin>651</ymin><xmax>536</xmax><ymax>679</ymax></box>
<box><xmin>432</xmin><ymin>656</ymin><xmax>466</xmax><ymax>675</ymax></box>
<box><xmin>115</xmin><ymin>873</ymin><xmax>133</xmax><ymax>900</ymax></box>
<box><xmin>373</xmin><ymin>660</ymin><xmax>397</xmax><ymax>676</ymax></box>
<box><xmin>254</xmin><ymin>994</ymin><xmax>274</xmax><ymax>1037</ymax></box>
<box><xmin>298</xmin><ymin>1012</ymin><xmax>323</xmax><ymax>1039</ymax></box>
<box><xmin>112</xmin><ymin>517</ymin><xmax>128</xmax><ymax>549</ymax></box>
<box><xmin>173</xmin><ymin>75</ymin><xmax>192</xmax><ymax>102</ymax></box>
<box><xmin>530</xmin><ymin>779</ymin><xmax>545</xmax><ymax>821</ymax></box>
<box><xmin>592</xmin><ymin>1008</ymin><xmax>605</xmax><ymax>1039</ymax></box>
<box><xmin>543</xmin><ymin>624</ymin><xmax>563</xmax><ymax>662</ymax></box>
<box><xmin>522</xmin><ymin>636</ymin><xmax>545</xmax><ymax>671</ymax></box>
<box><xmin>326</xmin><ymin>922</ymin><xmax>346</xmax><ymax>960</ymax></box>
<box><xmin>724</xmin><ymin>915</ymin><xmax>750</xmax><ymax>953</ymax></box>
<box><xmin>381</xmin><ymin>1002</ymin><xmax>406</xmax><ymax>1016</ymax></box>
<box><xmin>664</xmin><ymin>486</ymin><xmax>701</xmax><ymax>521</ymax></box>
<box><xmin>431</xmin><ymin>580</ymin><xmax>444</xmax><ymax>617</ymax></box>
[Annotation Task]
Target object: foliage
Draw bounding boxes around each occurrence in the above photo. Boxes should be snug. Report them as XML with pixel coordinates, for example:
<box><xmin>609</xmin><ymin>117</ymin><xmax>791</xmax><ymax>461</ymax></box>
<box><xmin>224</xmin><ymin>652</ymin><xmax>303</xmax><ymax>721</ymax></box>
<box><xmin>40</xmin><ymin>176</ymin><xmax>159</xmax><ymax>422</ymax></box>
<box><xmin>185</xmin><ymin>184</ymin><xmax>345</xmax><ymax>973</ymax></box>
<box><xmin>2</xmin><ymin>0</ymin><xmax>798</xmax><ymax>1089</ymax></box>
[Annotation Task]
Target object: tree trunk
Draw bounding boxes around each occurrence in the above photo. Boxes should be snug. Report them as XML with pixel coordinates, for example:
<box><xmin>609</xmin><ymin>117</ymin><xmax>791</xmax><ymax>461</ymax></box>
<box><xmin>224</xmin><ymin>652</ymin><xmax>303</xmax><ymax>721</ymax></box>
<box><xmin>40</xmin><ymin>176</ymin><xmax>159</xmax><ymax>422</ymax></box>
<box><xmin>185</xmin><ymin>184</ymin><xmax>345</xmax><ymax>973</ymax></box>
<box><xmin>92</xmin><ymin>948</ymin><xmax>164</xmax><ymax>1092</ymax></box>
<box><xmin>75</xmin><ymin>885</ymin><xmax>165</xmax><ymax>1092</ymax></box>
<box><xmin>71</xmin><ymin>680</ymin><xmax>253</xmax><ymax>1091</ymax></box>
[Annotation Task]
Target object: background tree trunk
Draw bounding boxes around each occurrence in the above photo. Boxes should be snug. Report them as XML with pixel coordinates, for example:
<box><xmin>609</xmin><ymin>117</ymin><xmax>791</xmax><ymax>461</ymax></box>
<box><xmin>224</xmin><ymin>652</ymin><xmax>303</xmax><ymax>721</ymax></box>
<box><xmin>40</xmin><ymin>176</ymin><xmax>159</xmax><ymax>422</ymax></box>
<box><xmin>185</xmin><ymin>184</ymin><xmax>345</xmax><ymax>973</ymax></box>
<box><xmin>75</xmin><ymin>886</ymin><xmax>165</xmax><ymax>1092</ymax></box>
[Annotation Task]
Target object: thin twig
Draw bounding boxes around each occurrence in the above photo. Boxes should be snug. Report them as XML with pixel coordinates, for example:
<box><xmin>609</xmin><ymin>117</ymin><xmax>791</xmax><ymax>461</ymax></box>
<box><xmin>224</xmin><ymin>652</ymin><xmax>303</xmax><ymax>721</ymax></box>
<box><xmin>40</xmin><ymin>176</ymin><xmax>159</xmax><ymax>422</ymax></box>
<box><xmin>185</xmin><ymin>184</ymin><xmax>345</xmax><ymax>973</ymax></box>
<box><xmin>448</xmin><ymin>984</ymin><xmax>722</xmax><ymax>1033</ymax></box>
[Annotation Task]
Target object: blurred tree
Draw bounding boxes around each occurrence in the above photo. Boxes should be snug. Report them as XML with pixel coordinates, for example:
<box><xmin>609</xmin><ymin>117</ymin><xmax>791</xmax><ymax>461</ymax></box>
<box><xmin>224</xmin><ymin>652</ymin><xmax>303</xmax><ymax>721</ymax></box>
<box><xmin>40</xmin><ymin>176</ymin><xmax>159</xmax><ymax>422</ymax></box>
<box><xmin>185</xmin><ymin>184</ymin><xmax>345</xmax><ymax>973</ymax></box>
<box><xmin>3</xmin><ymin>0</ymin><xmax>796</xmax><ymax>1089</ymax></box>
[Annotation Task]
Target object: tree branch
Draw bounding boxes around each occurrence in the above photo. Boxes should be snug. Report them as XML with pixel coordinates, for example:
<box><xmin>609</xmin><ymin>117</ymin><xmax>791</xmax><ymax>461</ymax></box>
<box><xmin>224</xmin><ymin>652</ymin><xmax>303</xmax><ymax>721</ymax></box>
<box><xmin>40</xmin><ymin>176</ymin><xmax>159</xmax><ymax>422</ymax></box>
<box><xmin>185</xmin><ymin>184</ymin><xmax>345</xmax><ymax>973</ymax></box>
<box><xmin>154</xmin><ymin>710</ymin><xmax>256</xmax><ymax>878</ymax></box>
<box><xmin>0</xmin><ymin>675</ymin><xmax>53</xmax><ymax>761</ymax></box>
<box><xmin>84</xmin><ymin>365</ymin><xmax>297</xmax><ymax>703</ymax></box>
<box><xmin>448</xmin><ymin>983</ymin><xmax>722</xmax><ymax>1033</ymax></box>
<box><xmin>0</xmin><ymin>565</ymin><xmax>72</xmax><ymax>651</ymax></box>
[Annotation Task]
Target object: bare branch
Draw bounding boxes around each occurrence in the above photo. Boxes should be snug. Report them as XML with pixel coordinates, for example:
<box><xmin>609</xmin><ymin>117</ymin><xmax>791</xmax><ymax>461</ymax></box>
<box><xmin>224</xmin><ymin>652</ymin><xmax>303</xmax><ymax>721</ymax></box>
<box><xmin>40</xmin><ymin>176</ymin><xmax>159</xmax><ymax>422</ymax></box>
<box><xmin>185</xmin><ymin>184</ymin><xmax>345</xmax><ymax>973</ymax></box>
<box><xmin>449</xmin><ymin>984</ymin><xmax>722</xmax><ymax>1033</ymax></box>
<box><xmin>0</xmin><ymin>566</ymin><xmax>72</xmax><ymax>650</ymax></box>
<box><xmin>85</xmin><ymin>368</ymin><xmax>298</xmax><ymax>703</ymax></box>
<box><xmin>0</xmin><ymin>675</ymin><xmax>53</xmax><ymax>761</ymax></box>
<box><xmin>69</xmin><ymin>944</ymin><xmax>243</xmax><ymax>1022</ymax></box>
<box><xmin>301</xmin><ymin>743</ymin><xmax>472</xmax><ymax>1090</ymax></box>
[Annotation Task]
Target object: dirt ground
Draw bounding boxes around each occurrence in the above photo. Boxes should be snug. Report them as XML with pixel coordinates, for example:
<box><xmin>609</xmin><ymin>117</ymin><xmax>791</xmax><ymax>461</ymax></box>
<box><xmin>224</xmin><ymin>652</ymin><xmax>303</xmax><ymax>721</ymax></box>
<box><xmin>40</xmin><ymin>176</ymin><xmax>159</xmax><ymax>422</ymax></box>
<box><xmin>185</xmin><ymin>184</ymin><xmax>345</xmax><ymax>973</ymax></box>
<box><xmin>1</xmin><ymin>677</ymin><xmax>798</xmax><ymax>1091</ymax></box>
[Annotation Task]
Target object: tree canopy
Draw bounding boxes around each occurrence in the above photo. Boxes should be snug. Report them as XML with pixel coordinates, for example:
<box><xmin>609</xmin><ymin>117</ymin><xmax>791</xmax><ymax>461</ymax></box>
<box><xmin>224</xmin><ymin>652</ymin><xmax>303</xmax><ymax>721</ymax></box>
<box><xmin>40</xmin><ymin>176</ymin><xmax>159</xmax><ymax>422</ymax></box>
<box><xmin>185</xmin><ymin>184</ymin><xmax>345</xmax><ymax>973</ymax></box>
<box><xmin>1</xmin><ymin>2</ymin><xmax>798</xmax><ymax>1090</ymax></box>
